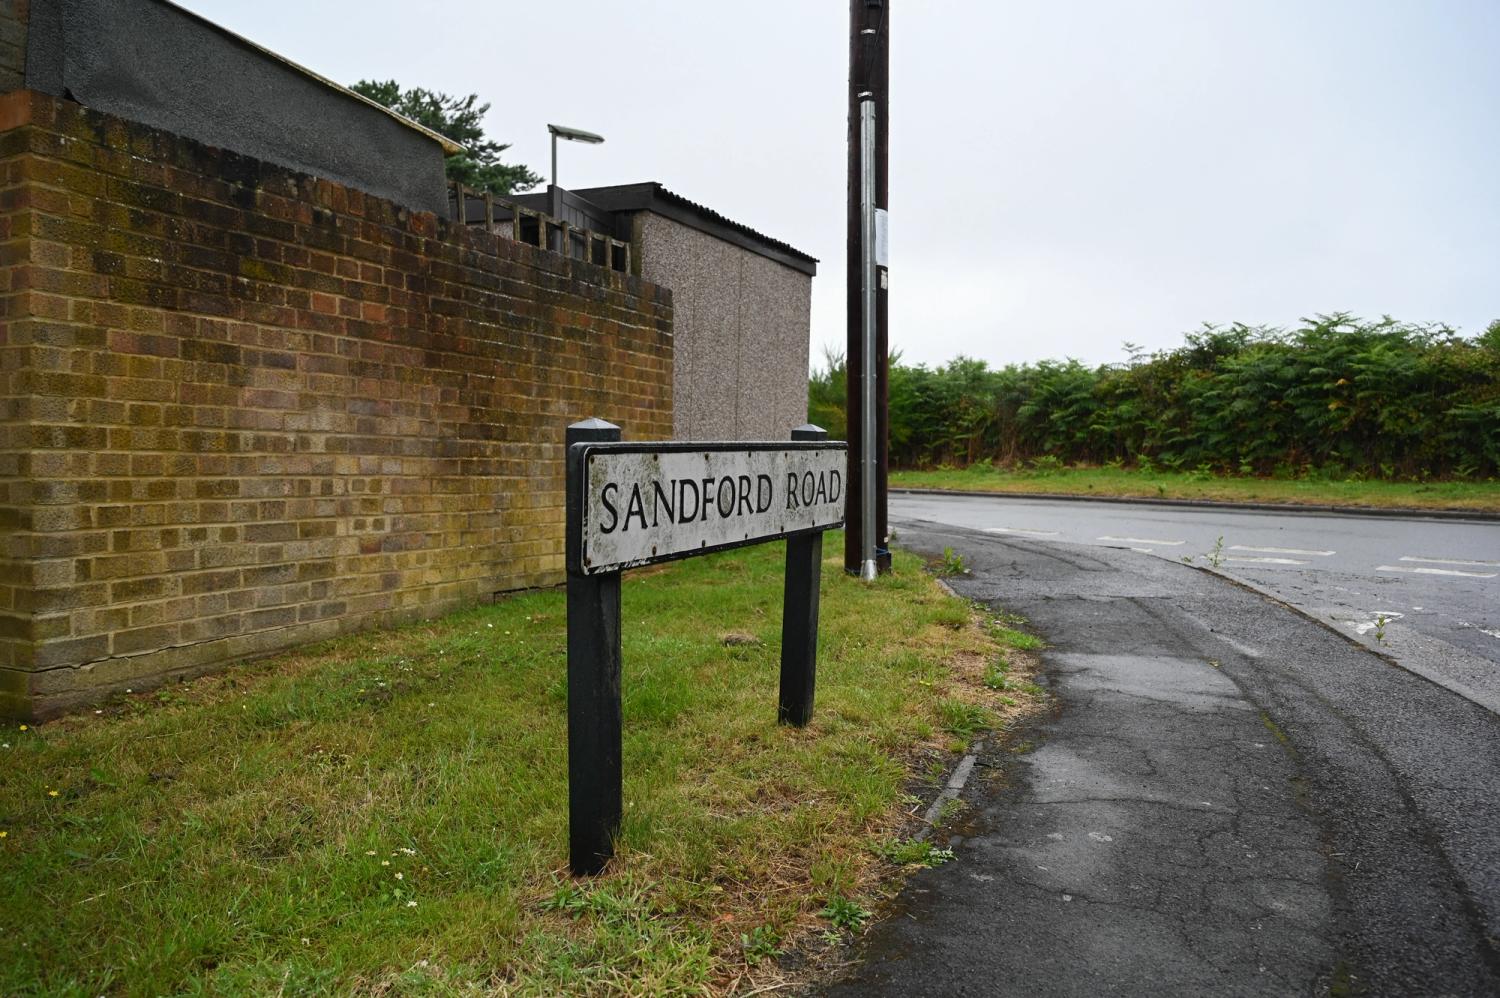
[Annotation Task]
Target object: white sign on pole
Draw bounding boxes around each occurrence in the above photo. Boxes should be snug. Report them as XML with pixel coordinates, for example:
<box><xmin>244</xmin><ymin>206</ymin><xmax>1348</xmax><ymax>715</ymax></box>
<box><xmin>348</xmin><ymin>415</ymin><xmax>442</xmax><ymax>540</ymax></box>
<box><xmin>875</xmin><ymin>208</ymin><xmax>890</xmax><ymax>267</ymax></box>
<box><xmin>578</xmin><ymin>445</ymin><xmax>846</xmax><ymax>574</ymax></box>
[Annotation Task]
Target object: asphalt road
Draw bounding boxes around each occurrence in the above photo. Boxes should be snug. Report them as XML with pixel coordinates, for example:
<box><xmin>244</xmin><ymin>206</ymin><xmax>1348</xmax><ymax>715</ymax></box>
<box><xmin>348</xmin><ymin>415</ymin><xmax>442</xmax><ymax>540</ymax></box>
<box><xmin>892</xmin><ymin>492</ymin><xmax>1500</xmax><ymax>714</ymax></box>
<box><xmin>824</xmin><ymin>519</ymin><xmax>1500</xmax><ymax>997</ymax></box>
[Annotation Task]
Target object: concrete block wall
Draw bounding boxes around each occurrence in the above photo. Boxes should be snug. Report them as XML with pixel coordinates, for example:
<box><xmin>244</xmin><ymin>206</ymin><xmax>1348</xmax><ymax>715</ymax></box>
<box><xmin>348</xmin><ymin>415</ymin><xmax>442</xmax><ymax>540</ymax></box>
<box><xmin>0</xmin><ymin>90</ymin><xmax>674</xmax><ymax>718</ymax></box>
<box><xmin>635</xmin><ymin>212</ymin><xmax>810</xmax><ymax>442</ymax></box>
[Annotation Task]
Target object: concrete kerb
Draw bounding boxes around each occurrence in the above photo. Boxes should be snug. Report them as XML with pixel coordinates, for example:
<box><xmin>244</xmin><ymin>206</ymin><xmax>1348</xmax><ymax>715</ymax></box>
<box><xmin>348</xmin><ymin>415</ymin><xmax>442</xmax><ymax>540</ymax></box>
<box><xmin>915</xmin><ymin>576</ymin><xmax>994</xmax><ymax>840</ymax></box>
<box><xmin>891</xmin><ymin>487</ymin><xmax>1500</xmax><ymax>524</ymax></box>
<box><xmin>931</xmin><ymin>517</ymin><xmax>1499</xmax><ymax>717</ymax></box>
<box><xmin>1192</xmin><ymin>562</ymin><xmax>1500</xmax><ymax>718</ymax></box>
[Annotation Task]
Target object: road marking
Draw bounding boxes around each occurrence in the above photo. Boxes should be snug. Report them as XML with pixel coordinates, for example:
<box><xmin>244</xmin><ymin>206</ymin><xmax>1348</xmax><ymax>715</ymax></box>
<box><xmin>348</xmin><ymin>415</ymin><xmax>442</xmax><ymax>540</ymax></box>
<box><xmin>984</xmin><ymin>527</ymin><xmax>1059</xmax><ymax>536</ymax></box>
<box><xmin>1230</xmin><ymin>545</ymin><xmax>1334</xmax><ymax>557</ymax></box>
<box><xmin>1353</xmin><ymin>610</ymin><xmax>1403</xmax><ymax>635</ymax></box>
<box><xmin>1097</xmin><ymin>536</ymin><xmax>1185</xmax><ymax>546</ymax></box>
<box><xmin>1376</xmin><ymin>565</ymin><xmax>1498</xmax><ymax>579</ymax></box>
<box><xmin>1226</xmin><ymin>556</ymin><xmax>1309</xmax><ymax>566</ymax></box>
<box><xmin>1398</xmin><ymin>556</ymin><xmax>1500</xmax><ymax>568</ymax></box>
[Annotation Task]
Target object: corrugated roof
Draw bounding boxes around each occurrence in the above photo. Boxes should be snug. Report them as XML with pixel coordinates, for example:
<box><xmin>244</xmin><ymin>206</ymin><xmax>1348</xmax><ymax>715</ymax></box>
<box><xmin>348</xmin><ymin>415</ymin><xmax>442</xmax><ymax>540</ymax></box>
<box><xmin>571</xmin><ymin>183</ymin><xmax>818</xmax><ymax>275</ymax></box>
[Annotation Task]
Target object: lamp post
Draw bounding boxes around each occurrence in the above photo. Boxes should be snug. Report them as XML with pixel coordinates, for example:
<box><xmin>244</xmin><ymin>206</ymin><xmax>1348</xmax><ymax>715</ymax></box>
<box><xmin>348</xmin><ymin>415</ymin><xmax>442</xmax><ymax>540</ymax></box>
<box><xmin>548</xmin><ymin>123</ymin><xmax>605</xmax><ymax>189</ymax></box>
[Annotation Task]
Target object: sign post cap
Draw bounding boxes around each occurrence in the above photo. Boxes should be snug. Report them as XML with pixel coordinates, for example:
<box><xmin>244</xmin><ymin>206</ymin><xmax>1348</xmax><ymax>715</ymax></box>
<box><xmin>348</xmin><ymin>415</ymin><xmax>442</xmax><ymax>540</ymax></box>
<box><xmin>791</xmin><ymin>423</ymin><xmax>828</xmax><ymax>440</ymax></box>
<box><xmin>569</xmin><ymin>417</ymin><xmax>620</xmax><ymax>433</ymax></box>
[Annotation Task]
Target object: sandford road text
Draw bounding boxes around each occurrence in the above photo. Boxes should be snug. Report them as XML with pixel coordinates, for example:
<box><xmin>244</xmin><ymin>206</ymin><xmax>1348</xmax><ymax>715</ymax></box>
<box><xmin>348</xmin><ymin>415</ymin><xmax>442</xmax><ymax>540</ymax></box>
<box><xmin>579</xmin><ymin>447</ymin><xmax>846</xmax><ymax>574</ymax></box>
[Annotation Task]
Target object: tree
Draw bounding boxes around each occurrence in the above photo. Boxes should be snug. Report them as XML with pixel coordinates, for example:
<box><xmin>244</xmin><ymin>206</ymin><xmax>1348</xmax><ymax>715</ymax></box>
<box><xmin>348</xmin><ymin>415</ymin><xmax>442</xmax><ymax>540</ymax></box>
<box><xmin>1480</xmin><ymin>319</ymin><xmax>1500</xmax><ymax>353</ymax></box>
<box><xmin>349</xmin><ymin>79</ymin><xmax>542</xmax><ymax>196</ymax></box>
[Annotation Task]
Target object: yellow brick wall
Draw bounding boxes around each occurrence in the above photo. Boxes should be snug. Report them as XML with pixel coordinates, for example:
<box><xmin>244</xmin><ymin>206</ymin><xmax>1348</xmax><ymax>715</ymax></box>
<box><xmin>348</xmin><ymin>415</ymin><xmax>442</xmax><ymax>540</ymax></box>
<box><xmin>0</xmin><ymin>91</ymin><xmax>674</xmax><ymax>718</ymax></box>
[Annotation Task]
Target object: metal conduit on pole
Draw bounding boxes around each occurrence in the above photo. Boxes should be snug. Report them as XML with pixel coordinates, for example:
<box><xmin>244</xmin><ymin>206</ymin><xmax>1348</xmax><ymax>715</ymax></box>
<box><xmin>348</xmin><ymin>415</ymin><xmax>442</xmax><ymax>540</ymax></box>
<box><xmin>859</xmin><ymin>94</ymin><xmax>878</xmax><ymax>582</ymax></box>
<box><xmin>846</xmin><ymin>0</ymin><xmax>890</xmax><ymax>577</ymax></box>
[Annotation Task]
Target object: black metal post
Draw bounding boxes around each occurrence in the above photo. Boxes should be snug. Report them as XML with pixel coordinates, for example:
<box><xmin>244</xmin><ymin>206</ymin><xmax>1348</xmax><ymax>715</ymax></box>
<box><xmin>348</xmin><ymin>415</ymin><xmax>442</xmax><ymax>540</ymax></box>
<box><xmin>565</xmin><ymin>417</ymin><xmax>623</xmax><ymax>875</ymax></box>
<box><xmin>846</xmin><ymin>0</ymin><xmax>891</xmax><ymax>575</ymax></box>
<box><xmin>780</xmin><ymin>424</ymin><xmax>827</xmax><ymax>726</ymax></box>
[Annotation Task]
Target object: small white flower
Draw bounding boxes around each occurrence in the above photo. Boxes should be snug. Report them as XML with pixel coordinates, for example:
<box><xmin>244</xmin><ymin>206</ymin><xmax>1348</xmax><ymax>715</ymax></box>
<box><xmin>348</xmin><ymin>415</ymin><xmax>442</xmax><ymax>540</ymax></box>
<box><xmin>406</xmin><ymin>900</ymin><xmax>417</xmax><ymax>908</ymax></box>
<box><xmin>395</xmin><ymin>872</ymin><xmax>404</xmax><ymax>880</ymax></box>
<box><xmin>365</xmin><ymin>850</ymin><xmax>377</xmax><ymax>856</ymax></box>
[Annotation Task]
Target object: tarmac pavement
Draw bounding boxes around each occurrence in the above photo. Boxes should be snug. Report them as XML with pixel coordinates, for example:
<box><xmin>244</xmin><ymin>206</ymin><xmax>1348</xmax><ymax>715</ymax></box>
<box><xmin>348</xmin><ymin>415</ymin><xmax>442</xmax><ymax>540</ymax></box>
<box><xmin>823</xmin><ymin>521</ymin><xmax>1500</xmax><ymax>997</ymax></box>
<box><xmin>890</xmin><ymin>491</ymin><xmax>1500</xmax><ymax>714</ymax></box>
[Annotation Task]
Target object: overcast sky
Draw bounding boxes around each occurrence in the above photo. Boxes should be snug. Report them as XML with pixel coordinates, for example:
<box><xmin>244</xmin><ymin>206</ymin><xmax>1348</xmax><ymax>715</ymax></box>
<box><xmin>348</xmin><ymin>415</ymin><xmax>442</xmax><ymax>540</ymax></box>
<box><xmin>179</xmin><ymin>0</ymin><xmax>1499</xmax><ymax>370</ymax></box>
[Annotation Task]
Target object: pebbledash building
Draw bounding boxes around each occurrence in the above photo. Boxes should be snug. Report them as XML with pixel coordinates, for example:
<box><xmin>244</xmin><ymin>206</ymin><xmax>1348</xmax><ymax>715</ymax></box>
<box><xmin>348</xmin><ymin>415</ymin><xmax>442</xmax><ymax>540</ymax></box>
<box><xmin>0</xmin><ymin>0</ymin><xmax>817</xmax><ymax>718</ymax></box>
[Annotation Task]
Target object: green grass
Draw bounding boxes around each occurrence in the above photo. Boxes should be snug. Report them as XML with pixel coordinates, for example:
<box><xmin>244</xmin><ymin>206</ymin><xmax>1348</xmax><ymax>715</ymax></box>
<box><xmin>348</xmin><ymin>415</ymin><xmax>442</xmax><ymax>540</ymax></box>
<box><xmin>0</xmin><ymin>535</ymin><xmax>1007</xmax><ymax>997</ymax></box>
<box><xmin>889</xmin><ymin>463</ymin><xmax>1500</xmax><ymax>513</ymax></box>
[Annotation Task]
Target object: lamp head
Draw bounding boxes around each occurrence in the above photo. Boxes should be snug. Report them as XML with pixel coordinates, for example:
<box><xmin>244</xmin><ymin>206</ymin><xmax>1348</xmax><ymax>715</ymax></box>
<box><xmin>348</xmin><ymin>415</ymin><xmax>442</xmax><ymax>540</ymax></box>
<box><xmin>548</xmin><ymin>124</ymin><xmax>605</xmax><ymax>144</ymax></box>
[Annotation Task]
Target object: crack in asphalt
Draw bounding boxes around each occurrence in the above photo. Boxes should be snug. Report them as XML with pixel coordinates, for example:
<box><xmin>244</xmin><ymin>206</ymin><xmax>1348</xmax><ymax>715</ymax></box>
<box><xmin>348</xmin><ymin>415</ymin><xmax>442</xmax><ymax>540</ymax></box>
<box><xmin>823</xmin><ymin>523</ymin><xmax>1500</xmax><ymax>998</ymax></box>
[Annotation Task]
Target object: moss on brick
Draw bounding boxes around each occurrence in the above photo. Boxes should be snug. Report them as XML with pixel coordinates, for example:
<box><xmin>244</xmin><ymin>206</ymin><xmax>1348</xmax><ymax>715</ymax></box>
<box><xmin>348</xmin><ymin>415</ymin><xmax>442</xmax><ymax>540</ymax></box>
<box><xmin>1</xmin><ymin>92</ymin><xmax>674</xmax><ymax>719</ymax></box>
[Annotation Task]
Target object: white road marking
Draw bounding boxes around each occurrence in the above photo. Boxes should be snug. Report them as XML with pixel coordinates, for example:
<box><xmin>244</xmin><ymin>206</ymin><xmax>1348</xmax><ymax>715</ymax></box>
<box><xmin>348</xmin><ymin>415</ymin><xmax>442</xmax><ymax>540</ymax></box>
<box><xmin>984</xmin><ymin>527</ymin><xmax>1060</xmax><ymax>536</ymax></box>
<box><xmin>1226</xmin><ymin>556</ymin><xmax>1309</xmax><ymax>566</ymax></box>
<box><xmin>1376</xmin><ymin>565</ymin><xmax>1498</xmax><ymax>579</ymax></box>
<box><xmin>1230</xmin><ymin>545</ymin><xmax>1334</xmax><ymax>557</ymax></box>
<box><xmin>1398</xmin><ymin>556</ymin><xmax>1500</xmax><ymax>568</ymax></box>
<box><xmin>1098</xmin><ymin>536</ymin><xmax>1185</xmax><ymax>546</ymax></box>
<box><xmin>1352</xmin><ymin>610</ymin><xmax>1403</xmax><ymax>635</ymax></box>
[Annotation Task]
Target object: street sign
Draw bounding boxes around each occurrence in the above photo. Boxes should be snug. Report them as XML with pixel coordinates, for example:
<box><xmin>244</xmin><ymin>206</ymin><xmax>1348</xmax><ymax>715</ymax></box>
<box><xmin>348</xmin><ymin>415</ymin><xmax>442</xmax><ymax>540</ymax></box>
<box><xmin>563</xmin><ymin>420</ymin><xmax>847</xmax><ymax>875</ymax></box>
<box><xmin>575</xmin><ymin>444</ymin><xmax>846</xmax><ymax>575</ymax></box>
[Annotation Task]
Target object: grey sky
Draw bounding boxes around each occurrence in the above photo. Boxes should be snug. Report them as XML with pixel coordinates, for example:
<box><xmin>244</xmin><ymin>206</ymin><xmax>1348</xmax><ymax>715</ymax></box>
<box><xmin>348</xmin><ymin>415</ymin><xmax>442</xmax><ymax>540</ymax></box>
<box><xmin>179</xmin><ymin>0</ymin><xmax>1499</xmax><ymax>369</ymax></box>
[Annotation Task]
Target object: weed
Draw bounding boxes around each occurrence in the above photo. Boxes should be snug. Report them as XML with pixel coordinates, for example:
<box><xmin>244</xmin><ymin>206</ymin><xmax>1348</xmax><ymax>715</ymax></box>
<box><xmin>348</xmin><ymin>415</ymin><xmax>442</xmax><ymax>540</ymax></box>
<box><xmin>740</xmin><ymin>925</ymin><xmax>782</xmax><ymax>963</ymax></box>
<box><xmin>1374</xmin><ymin>614</ymin><xmax>1390</xmax><ymax>645</ymax></box>
<box><xmin>1206</xmin><ymin>535</ymin><xmax>1226</xmax><ymax>568</ymax></box>
<box><xmin>937</xmin><ymin>547</ymin><xmax>968</xmax><ymax>577</ymax></box>
<box><xmin>935</xmin><ymin>797</ymin><xmax>969</xmax><ymax>825</ymax></box>
<box><xmin>820</xmin><ymin>896</ymin><xmax>873</xmax><ymax>932</ymax></box>
<box><xmin>877</xmin><ymin>838</ymin><xmax>957</xmax><ymax>867</ymax></box>
<box><xmin>540</xmin><ymin>881</ymin><xmax>588</xmax><ymax>915</ymax></box>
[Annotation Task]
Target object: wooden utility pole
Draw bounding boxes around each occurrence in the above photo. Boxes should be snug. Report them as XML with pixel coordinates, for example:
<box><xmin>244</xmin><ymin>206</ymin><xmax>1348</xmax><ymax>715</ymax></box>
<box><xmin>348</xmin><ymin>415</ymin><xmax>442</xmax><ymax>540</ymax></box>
<box><xmin>845</xmin><ymin>0</ymin><xmax>891</xmax><ymax>575</ymax></box>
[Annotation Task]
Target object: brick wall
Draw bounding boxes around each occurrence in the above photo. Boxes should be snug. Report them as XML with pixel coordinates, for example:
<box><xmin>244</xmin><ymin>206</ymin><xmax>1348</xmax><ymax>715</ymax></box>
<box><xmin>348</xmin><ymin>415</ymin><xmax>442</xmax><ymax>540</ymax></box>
<box><xmin>0</xmin><ymin>90</ymin><xmax>674</xmax><ymax>718</ymax></box>
<box><xmin>0</xmin><ymin>1</ymin><xmax>26</xmax><ymax>92</ymax></box>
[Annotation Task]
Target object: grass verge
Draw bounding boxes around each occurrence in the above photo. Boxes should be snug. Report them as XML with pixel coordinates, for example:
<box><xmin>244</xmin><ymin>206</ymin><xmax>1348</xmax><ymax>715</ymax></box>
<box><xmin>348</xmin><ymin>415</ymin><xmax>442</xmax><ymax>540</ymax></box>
<box><xmin>0</xmin><ymin>534</ymin><xmax>1040</xmax><ymax>996</ymax></box>
<box><xmin>890</xmin><ymin>464</ymin><xmax>1500</xmax><ymax>514</ymax></box>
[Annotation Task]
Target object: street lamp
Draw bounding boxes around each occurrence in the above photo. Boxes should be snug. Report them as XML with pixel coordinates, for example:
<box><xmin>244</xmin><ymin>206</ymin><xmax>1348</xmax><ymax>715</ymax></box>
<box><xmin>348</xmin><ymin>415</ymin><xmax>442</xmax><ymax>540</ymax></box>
<box><xmin>548</xmin><ymin>123</ymin><xmax>605</xmax><ymax>189</ymax></box>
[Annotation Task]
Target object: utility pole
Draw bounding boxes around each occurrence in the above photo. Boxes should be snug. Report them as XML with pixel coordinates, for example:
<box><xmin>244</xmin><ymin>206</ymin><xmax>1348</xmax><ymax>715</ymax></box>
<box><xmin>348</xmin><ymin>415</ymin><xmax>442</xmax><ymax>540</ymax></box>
<box><xmin>845</xmin><ymin>0</ymin><xmax>891</xmax><ymax>576</ymax></box>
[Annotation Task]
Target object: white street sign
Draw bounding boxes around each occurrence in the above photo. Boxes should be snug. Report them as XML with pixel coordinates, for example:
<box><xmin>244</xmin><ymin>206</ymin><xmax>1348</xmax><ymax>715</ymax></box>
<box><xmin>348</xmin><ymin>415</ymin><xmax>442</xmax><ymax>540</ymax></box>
<box><xmin>579</xmin><ymin>446</ymin><xmax>846</xmax><ymax>574</ymax></box>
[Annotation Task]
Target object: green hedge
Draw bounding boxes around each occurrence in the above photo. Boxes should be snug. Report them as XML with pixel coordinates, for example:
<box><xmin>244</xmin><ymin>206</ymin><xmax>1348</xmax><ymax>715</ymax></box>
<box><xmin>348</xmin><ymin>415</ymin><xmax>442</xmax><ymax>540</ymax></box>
<box><xmin>809</xmin><ymin>315</ymin><xmax>1500</xmax><ymax>478</ymax></box>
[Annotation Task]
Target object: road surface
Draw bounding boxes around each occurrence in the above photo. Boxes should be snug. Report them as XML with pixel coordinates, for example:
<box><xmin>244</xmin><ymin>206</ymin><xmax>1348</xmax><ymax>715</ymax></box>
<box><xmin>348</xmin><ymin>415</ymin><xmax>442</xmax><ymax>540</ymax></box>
<box><xmin>824</xmin><ymin>518</ymin><xmax>1500</xmax><ymax>997</ymax></box>
<box><xmin>892</xmin><ymin>491</ymin><xmax>1500</xmax><ymax>714</ymax></box>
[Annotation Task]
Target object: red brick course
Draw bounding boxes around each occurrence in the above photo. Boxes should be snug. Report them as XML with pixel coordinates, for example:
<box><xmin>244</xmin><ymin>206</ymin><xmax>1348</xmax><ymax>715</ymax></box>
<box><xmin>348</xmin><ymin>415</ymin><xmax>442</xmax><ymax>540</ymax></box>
<box><xmin>0</xmin><ymin>91</ymin><xmax>674</xmax><ymax>718</ymax></box>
